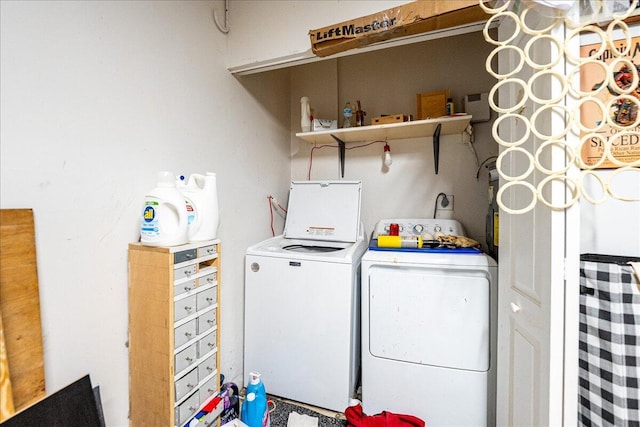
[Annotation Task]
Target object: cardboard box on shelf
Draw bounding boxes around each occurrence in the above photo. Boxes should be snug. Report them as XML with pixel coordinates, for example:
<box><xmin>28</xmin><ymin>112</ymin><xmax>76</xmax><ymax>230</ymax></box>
<box><xmin>309</xmin><ymin>1</ymin><xmax>488</xmax><ymax>58</ymax></box>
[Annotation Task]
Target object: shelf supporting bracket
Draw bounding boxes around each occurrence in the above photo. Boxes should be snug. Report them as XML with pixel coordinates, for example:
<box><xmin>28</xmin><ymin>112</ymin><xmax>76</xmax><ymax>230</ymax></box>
<box><xmin>330</xmin><ymin>134</ymin><xmax>346</xmax><ymax>178</ymax></box>
<box><xmin>433</xmin><ymin>123</ymin><xmax>442</xmax><ymax>175</ymax></box>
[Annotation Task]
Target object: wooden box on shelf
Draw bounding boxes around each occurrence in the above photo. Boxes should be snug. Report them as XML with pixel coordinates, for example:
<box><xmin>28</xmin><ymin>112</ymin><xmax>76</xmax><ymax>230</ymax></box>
<box><xmin>417</xmin><ymin>89</ymin><xmax>450</xmax><ymax>120</ymax></box>
<box><xmin>371</xmin><ymin>114</ymin><xmax>411</xmax><ymax>125</ymax></box>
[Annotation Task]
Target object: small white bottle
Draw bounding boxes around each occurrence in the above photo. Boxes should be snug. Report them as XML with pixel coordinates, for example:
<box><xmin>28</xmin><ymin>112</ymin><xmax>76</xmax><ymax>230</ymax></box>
<box><xmin>300</xmin><ymin>97</ymin><xmax>311</xmax><ymax>132</ymax></box>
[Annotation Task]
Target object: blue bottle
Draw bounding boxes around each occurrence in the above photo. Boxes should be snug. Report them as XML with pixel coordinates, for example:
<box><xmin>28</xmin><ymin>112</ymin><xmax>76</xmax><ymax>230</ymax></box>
<box><xmin>241</xmin><ymin>372</ymin><xmax>269</xmax><ymax>427</ymax></box>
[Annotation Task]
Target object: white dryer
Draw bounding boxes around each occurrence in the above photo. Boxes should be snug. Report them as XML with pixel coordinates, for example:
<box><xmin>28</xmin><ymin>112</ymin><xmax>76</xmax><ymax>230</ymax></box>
<box><xmin>361</xmin><ymin>218</ymin><xmax>498</xmax><ymax>426</ymax></box>
<box><xmin>244</xmin><ymin>181</ymin><xmax>367</xmax><ymax>412</ymax></box>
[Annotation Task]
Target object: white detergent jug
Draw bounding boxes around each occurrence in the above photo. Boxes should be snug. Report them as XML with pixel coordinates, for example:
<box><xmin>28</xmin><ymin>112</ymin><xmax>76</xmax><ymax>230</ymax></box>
<box><xmin>176</xmin><ymin>175</ymin><xmax>197</xmax><ymax>230</ymax></box>
<box><xmin>181</xmin><ymin>172</ymin><xmax>220</xmax><ymax>242</ymax></box>
<box><xmin>140</xmin><ymin>171</ymin><xmax>189</xmax><ymax>247</ymax></box>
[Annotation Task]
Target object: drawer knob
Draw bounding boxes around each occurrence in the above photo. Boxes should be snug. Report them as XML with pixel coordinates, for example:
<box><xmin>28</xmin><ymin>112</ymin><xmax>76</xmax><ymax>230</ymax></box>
<box><xmin>186</xmin><ymin>357</ymin><xmax>193</xmax><ymax>363</ymax></box>
<box><xmin>187</xmin><ymin>383</ymin><xmax>195</xmax><ymax>390</ymax></box>
<box><xmin>185</xmin><ymin>332</ymin><xmax>193</xmax><ymax>338</ymax></box>
<box><xmin>207</xmin><ymin>320</ymin><xmax>214</xmax><ymax>325</ymax></box>
<box><xmin>208</xmin><ymin>342</ymin><xmax>215</xmax><ymax>348</ymax></box>
<box><xmin>206</xmin><ymin>297</ymin><xmax>213</xmax><ymax>303</ymax></box>
<box><xmin>184</xmin><ymin>306</ymin><xmax>193</xmax><ymax>312</ymax></box>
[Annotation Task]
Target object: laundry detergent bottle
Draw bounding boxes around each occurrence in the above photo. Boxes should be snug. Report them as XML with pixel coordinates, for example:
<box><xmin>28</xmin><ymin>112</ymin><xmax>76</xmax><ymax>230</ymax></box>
<box><xmin>176</xmin><ymin>174</ymin><xmax>197</xmax><ymax>227</ymax></box>
<box><xmin>140</xmin><ymin>171</ymin><xmax>189</xmax><ymax>247</ymax></box>
<box><xmin>181</xmin><ymin>172</ymin><xmax>220</xmax><ymax>242</ymax></box>
<box><xmin>241</xmin><ymin>372</ymin><xmax>269</xmax><ymax>427</ymax></box>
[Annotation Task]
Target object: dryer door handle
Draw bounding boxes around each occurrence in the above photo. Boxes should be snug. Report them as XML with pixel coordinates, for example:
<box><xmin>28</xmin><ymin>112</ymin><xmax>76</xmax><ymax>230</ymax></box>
<box><xmin>510</xmin><ymin>302</ymin><xmax>521</xmax><ymax>313</ymax></box>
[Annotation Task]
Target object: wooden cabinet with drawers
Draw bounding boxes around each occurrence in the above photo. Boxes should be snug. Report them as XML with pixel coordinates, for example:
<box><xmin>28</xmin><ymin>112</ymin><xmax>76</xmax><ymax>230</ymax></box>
<box><xmin>128</xmin><ymin>239</ymin><xmax>221</xmax><ymax>427</ymax></box>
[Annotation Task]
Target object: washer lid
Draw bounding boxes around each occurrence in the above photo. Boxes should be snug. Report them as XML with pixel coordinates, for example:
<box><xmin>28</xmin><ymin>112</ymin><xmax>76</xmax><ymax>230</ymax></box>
<box><xmin>283</xmin><ymin>180</ymin><xmax>362</xmax><ymax>243</ymax></box>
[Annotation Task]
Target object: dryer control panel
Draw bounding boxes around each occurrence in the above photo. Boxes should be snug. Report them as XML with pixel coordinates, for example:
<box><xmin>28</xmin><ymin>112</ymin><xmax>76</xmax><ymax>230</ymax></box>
<box><xmin>372</xmin><ymin>218</ymin><xmax>465</xmax><ymax>240</ymax></box>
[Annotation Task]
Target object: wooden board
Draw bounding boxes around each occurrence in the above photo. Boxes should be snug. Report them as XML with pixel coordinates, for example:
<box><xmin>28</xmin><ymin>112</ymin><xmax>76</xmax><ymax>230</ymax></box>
<box><xmin>1</xmin><ymin>315</ymin><xmax>16</xmax><ymax>421</ymax></box>
<box><xmin>417</xmin><ymin>89</ymin><xmax>450</xmax><ymax>120</ymax></box>
<box><xmin>0</xmin><ymin>209</ymin><xmax>46</xmax><ymax>411</ymax></box>
<box><xmin>128</xmin><ymin>244</ymin><xmax>174</xmax><ymax>426</ymax></box>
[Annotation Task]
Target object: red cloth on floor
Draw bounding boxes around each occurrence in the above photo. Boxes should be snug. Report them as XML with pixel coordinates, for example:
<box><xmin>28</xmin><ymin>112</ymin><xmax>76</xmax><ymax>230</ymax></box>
<box><xmin>345</xmin><ymin>404</ymin><xmax>425</xmax><ymax>427</ymax></box>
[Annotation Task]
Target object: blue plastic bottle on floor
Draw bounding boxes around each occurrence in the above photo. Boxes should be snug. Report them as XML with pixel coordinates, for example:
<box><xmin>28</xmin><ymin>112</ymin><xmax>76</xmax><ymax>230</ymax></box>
<box><xmin>241</xmin><ymin>372</ymin><xmax>269</xmax><ymax>427</ymax></box>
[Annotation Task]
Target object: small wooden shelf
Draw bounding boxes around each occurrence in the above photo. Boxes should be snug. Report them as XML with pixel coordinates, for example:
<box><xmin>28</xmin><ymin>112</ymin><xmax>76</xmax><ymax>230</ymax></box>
<box><xmin>295</xmin><ymin>115</ymin><xmax>472</xmax><ymax>176</ymax></box>
<box><xmin>295</xmin><ymin>115</ymin><xmax>471</xmax><ymax>144</ymax></box>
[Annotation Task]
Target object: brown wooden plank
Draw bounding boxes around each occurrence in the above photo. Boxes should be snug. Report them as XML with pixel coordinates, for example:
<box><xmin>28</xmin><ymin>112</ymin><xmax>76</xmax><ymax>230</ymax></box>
<box><xmin>0</xmin><ymin>314</ymin><xmax>16</xmax><ymax>421</ymax></box>
<box><xmin>0</xmin><ymin>209</ymin><xmax>46</xmax><ymax>410</ymax></box>
<box><xmin>128</xmin><ymin>245</ymin><xmax>174</xmax><ymax>426</ymax></box>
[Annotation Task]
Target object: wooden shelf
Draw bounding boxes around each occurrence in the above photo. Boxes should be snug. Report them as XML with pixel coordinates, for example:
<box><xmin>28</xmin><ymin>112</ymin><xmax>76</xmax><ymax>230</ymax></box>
<box><xmin>295</xmin><ymin>115</ymin><xmax>471</xmax><ymax>144</ymax></box>
<box><xmin>295</xmin><ymin>115</ymin><xmax>472</xmax><ymax>176</ymax></box>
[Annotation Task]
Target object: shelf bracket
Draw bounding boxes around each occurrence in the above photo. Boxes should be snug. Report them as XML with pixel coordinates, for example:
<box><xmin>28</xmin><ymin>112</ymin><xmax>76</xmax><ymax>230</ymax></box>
<box><xmin>330</xmin><ymin>134</ymin><xmax>346</xmax><ymax>178</ymax></box>
<box><xmin>433</xmin><ymin>123</ymin><xmax>442</xmax><ymax>175</ymax></box>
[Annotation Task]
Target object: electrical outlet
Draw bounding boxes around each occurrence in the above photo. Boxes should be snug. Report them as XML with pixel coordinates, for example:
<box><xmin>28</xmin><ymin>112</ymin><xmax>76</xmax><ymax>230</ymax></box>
<box><xmin>440</xmin><ymin>194</ymin><xmax>454</xmax><ymax>211</ymax></box>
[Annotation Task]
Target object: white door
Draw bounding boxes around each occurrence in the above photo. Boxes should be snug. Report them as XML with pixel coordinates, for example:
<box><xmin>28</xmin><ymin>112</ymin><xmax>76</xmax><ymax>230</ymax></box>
<box><xmin>494</xmin><ymin>15</ymin><xmax>580</xmax><ymax>427</ymax></box>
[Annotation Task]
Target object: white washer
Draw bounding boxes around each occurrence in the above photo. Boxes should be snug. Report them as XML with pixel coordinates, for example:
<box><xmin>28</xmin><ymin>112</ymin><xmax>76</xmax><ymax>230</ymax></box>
<box><xmin>361</xmin><ymin>219</ymin><xmax>498</xmax><ymax>426</ymax></box>
<box><xmin>245</xmin><ymin>181</ymin><xmax>366</xmax><ymax>412</ymax></box>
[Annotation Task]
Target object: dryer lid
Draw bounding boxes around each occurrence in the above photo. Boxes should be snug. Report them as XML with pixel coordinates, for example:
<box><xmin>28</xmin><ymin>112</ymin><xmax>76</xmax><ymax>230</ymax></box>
<box><xmin>283</xmin><ymin>181</ymin><xmax>362</xmax><ymax>243</ymax></box>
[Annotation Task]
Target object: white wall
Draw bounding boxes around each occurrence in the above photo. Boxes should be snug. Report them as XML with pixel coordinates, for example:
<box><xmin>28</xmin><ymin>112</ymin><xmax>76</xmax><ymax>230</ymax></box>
<box><xmin>226</xmin><ymin>0</ymin><xmax>412</xmax><ymax>71</ymax></box>
<box><xmin>580</xmin><ymin>171</ymin><xmax>640</xmax><ymax>257</ymax></box>
<box><xmin>290</xmin><ymin>31</ymin><xmax>498</xmax><ymax>246</ymax></box>
<box><xmin>0</xmin><ymin>1</ymin><xmax>291</xmax><ymax>426</ymax></box>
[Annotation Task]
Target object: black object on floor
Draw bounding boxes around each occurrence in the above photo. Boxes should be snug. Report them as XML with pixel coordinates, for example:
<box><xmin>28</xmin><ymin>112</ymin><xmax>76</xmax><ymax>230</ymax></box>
<box><xmin>2</xmin><ymin>375</ymin><xmax>103</xmax><ymax>427</ymax></box>
<box><xmin>268</xmin><ymin>397</ymin><xmax>347</xmax><ymax>427</ymax></box>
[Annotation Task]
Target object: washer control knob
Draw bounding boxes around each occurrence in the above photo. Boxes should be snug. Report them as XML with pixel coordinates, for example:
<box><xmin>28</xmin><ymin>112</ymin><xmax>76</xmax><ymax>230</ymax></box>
<box><xmin>434</xmin><ymin>225</ymin><xmax>442</xmax><ymax>233</ymax></box>
<box><xmin>412</xmin><ymin>224</ymin><xmax>424</xmax><ymax>234</ymax></box>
